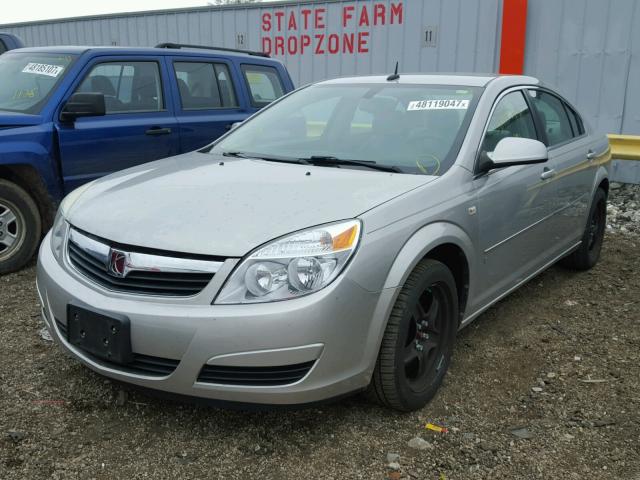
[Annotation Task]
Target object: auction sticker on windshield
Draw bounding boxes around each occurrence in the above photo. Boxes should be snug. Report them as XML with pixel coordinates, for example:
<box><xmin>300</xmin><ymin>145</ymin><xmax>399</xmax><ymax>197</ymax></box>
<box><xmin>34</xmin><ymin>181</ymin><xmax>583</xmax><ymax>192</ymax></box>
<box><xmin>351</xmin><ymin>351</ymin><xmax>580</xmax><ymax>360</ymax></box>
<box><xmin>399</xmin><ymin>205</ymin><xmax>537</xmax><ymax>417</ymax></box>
<box><xmin>21</xmin><ymin>63</ymin><xmax>65</xmax><ymax>77</ymax></box>
<box><xmin>407</xmin><ymin>99</ymin><xmax>469</xmax><ymax>111</ymax></box>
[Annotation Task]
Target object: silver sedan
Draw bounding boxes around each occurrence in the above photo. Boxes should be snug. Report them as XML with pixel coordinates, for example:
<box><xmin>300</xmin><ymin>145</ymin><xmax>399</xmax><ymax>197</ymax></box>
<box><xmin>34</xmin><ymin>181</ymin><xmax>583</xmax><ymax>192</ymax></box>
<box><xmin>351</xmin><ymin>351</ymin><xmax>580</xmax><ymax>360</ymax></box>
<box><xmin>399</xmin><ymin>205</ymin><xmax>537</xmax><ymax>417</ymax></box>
<box><xmin>36</xmin><ymin>74</ymin><xmax>610</xmax><ymax>411</ymax></box>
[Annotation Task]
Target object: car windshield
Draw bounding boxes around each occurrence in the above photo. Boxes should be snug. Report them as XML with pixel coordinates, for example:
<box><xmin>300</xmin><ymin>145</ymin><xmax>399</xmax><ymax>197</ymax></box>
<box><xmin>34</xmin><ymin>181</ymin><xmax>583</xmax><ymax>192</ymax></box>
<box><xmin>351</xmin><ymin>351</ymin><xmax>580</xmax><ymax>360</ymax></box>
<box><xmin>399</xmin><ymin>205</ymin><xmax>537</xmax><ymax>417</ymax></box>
<box><xmin>0</xmin><ymin>52</ymin><xmax>76</xmax><ymax>114</ymax></box>
<box><xmin>211</xmin><ymin>83</ymin><xmax>481</xmax><ymax>175</ymax></box>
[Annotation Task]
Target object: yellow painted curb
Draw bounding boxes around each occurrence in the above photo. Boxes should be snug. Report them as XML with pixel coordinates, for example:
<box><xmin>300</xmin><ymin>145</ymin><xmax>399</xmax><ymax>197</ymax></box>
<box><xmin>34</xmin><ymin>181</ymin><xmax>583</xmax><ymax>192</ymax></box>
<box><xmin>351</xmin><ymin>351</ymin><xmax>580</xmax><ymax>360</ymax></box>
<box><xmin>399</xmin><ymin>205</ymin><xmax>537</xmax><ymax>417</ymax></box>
<box><xmin>608</xmin><ymin>134</ymin><xmax>640</xmax><ymax>161</ymax></box>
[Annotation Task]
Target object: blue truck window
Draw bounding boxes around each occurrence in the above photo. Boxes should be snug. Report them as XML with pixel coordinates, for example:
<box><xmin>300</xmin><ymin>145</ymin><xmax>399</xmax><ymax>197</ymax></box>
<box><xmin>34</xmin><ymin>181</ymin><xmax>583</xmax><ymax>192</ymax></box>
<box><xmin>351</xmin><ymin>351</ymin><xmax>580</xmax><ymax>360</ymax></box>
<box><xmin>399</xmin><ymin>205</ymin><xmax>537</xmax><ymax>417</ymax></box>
<box><xmin>241</xmin><ymin>64</ymin><xmax>285</xmax><ymax>108</ymax></box>
<box><xmin>173</xmin><ymin>61</ymin><xmax>238</xmax><ymax>110</ymax></box>
<box><xmin>76</xmin><ymin>61</ymin><xmax>164</xmax><ymax>113</ymax></box>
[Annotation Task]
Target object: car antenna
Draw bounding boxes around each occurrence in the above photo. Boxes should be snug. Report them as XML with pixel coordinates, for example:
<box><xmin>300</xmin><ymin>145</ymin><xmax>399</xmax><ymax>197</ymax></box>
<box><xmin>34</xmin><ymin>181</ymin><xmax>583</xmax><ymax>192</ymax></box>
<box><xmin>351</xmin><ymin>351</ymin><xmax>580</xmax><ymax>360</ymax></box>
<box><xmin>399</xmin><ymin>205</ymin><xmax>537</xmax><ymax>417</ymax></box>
<box><xmin>387</xmin><ymin>62</ymin><xmax>400</xmax><ymax>81</ymax></box>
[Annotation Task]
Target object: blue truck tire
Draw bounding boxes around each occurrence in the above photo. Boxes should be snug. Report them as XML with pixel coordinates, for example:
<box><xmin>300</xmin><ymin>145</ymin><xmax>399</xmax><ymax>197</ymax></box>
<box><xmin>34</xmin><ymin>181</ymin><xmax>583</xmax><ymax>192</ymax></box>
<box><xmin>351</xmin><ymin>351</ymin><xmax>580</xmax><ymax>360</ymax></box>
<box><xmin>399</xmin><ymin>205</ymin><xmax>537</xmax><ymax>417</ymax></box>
<box><xmin>0</xmin><ymin>179</ymin><xmax>41</xmax><ymax>274</ymax></box>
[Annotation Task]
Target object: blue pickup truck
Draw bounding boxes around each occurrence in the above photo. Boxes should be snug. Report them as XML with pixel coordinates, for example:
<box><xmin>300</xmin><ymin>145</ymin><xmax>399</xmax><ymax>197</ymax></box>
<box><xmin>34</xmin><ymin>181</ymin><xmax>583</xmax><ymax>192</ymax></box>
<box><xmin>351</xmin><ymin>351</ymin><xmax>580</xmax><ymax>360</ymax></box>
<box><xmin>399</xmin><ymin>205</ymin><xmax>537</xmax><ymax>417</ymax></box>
<box><xmin>0</xmin><ymin>43</ymin><xmax>294</xmax><ymax>273</ymax></box>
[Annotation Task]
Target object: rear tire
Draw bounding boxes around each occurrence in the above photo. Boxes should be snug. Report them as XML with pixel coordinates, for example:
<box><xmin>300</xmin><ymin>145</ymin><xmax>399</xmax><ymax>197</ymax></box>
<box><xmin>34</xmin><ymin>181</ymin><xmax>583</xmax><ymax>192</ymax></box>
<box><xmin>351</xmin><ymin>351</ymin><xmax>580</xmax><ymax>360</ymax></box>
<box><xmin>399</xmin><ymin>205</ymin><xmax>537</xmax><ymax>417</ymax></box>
<box><xmin>367</xmin><ymin>259</ymin><xmax>458</xmax><ymax>411</ymax></box>
<box><xmin>560</xmin><ymin>188</ymin><xmax>607</xmax><ymax>271</ymax></box>
<box><xmin>0</xmin><ymin>179</ymin><xmax>41</xmax><ymax>274</ymax></box>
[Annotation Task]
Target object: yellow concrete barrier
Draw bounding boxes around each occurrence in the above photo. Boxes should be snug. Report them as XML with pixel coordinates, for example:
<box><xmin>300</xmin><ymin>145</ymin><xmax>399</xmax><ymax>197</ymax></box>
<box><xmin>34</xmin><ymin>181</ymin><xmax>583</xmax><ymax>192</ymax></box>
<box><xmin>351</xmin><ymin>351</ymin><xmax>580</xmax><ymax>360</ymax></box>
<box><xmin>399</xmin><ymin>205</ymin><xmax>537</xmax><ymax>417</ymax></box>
<box><xmin>608</xmin><ymin>134</ymin><xmax>640</xmax><ymax>161</ymax></box>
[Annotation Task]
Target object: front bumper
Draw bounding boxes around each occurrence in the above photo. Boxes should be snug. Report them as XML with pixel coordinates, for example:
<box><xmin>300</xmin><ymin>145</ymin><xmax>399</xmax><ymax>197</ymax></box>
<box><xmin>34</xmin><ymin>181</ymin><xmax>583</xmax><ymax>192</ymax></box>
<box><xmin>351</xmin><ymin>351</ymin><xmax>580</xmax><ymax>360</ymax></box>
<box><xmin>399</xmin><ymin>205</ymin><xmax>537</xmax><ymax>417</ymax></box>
<box><xmin>36</xmin><ymin>232</ymin><xmax>397</xmax><ymax>405</ymax></box>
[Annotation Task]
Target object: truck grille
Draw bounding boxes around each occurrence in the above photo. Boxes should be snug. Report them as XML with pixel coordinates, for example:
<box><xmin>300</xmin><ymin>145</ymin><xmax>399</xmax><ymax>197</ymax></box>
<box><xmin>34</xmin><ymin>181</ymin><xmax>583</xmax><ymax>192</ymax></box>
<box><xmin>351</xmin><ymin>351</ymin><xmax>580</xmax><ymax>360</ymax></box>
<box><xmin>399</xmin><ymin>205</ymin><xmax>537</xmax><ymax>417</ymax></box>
<box><xmin>67</xmin><ymin>228</ymin><xmax>222</xmax><ymax>297</ymax></box>
<box><xmin>197</xmin><ymin>361</ymin><xmax>315</xmax><ymax>386</ymax></box>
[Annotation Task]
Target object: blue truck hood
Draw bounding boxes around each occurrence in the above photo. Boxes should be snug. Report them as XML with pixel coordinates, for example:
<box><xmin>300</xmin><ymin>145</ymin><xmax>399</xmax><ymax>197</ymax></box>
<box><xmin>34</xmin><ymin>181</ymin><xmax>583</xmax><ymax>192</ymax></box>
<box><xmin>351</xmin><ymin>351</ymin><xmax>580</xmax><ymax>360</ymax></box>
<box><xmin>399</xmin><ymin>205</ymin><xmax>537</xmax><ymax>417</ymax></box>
<box><xmin>0</xmin><ymin>111</ymin><xmax>42</xmax><ymax>128</ymax></box>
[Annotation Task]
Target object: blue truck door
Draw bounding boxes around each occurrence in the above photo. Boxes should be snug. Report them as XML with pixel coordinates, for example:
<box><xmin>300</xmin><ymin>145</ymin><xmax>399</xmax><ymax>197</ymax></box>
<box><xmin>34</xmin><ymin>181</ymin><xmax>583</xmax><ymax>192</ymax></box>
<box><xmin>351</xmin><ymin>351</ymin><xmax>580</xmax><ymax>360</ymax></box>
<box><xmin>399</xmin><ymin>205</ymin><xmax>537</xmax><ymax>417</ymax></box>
<box><xmin>169</xmin><ymin>57</ymin><xmax>249</xmax><ymax>152</ymax></box>
<box><xmin>55</xmin><ymin>56</ymin><xmax>180</xmax><ymax>192</ymax></box>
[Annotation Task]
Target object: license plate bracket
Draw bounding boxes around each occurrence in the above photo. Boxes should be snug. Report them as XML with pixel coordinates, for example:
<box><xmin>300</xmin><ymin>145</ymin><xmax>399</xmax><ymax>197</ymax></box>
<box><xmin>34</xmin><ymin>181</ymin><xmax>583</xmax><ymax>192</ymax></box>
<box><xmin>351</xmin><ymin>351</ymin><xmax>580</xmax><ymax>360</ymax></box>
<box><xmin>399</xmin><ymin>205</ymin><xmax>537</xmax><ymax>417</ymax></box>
<box><xmin>67</xmin><ymin>303</ymin><xmax>132</xmax><ymax>364</ymax></box>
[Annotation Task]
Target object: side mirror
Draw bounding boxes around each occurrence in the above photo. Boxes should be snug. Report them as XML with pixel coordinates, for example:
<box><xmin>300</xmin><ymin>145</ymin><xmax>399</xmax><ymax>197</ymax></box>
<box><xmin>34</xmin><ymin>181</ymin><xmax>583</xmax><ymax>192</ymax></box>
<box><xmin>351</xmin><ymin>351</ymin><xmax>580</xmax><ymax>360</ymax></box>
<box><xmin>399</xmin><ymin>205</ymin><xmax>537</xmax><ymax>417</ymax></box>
<box><xmin>478</xmin><ymin>137</ymin><xmax>548</xmax><ymax>173</ymax></box>
<box><xmin>229</xmin><ymin>121</ymin><xmax>243</xmax><ymax>130</ymax></box>
<box><xmin>60</xmin><ymin>93</ymin><xmax>106</xmax><ymax>123</ymax></box>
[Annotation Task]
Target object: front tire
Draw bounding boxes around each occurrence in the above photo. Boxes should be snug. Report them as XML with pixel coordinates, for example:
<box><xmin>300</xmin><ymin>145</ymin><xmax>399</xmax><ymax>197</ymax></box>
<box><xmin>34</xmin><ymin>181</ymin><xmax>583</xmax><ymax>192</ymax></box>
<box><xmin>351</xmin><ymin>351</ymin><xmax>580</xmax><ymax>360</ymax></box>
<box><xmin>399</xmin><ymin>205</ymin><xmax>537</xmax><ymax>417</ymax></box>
<box><xmin>0</xmin><ymin>179</ymin><xmax>41</xmax><ymax>274</ymax></box>
<box><xmin>560</xmin><ymin>187</ymin><xmax>607</xmax><ymax>271</ymax></box>
<box><xmin>368</xmin><ymin>259</ymin><xmax>458</xmax><ymax>411</ymax></box>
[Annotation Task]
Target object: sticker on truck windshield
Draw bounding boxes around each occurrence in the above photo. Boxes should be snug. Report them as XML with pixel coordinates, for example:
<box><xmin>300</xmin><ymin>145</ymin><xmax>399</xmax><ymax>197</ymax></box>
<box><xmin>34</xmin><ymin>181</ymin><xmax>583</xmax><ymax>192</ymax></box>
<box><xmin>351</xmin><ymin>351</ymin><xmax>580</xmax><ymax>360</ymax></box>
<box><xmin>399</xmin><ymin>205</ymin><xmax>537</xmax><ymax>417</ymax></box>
<box><xmin>407</xmin><ymin>99</ymin><xmax>470</xmax><ymax>111</ymax></box>
<box><xmin>21</xmin><ymin>63</ymin><xmax>65</xmax><ymax>77</ymax></box>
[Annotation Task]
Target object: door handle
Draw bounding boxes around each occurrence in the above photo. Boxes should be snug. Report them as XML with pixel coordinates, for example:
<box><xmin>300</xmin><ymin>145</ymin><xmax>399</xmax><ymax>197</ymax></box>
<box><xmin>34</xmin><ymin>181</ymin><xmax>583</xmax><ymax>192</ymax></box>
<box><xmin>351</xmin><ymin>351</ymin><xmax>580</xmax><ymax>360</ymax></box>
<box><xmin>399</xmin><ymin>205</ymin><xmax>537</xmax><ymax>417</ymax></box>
<box><xmin>540</xmin><ymin>168</ymin><xmax>556</xmax><ymax>180</ymax></box>
<box><xmin>145</xmin><ymin>127</ymin><xmax>172</xmax><ymax>136</ymax></box>
<box><xmin>586</xmin><ymin>150</ymin><xmax>597</xmax><ymax>160</ymax></box>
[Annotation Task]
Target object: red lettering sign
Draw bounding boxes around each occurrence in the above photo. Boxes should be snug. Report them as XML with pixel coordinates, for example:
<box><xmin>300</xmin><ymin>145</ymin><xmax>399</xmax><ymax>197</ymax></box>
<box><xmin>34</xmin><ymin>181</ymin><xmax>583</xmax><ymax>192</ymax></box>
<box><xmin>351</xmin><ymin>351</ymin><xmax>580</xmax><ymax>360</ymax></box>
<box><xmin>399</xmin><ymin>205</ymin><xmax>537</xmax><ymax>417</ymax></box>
<box><xmin>343</xmin><ymin>6</ymin><xmax>354</xmax><ymax>28</ymax></box>
<box><xmin>288</xmin><ymin>11</ymin><xmax>297</xmax><ymax>30</ymax></box>
<box><xmin>262</xmin><ymin>13</ymin><xmax>271</xmax><ymax>32</ymax></box>
<box><xmin>314</xmin><ymin>8</ymin><xmax>326</xmax><ymax>29</ymax></box>
<box><xmin>391</xmin><ymin>3</ymin><xmax>403</xmax><ymax>24</ymax></box>
<box><xmin>260</xmin><ymin>2</ymin><xmax>402</xmax><ymax>56</ymax></box>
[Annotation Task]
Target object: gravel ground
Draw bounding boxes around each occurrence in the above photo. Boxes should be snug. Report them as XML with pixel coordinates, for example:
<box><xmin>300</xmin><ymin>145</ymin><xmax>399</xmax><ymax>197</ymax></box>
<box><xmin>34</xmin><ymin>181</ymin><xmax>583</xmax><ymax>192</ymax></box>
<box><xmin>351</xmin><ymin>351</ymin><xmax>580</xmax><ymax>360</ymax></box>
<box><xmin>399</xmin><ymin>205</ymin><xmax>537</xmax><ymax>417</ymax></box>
<box><xmin>1</xmin><ymin>191</ymin><xmax>639</xmax><ymax>479</ymax></box>
<box><xmin>607</xmin><ymin>183</ymin><xmax>640</xmax><ymax>235</ymax></box>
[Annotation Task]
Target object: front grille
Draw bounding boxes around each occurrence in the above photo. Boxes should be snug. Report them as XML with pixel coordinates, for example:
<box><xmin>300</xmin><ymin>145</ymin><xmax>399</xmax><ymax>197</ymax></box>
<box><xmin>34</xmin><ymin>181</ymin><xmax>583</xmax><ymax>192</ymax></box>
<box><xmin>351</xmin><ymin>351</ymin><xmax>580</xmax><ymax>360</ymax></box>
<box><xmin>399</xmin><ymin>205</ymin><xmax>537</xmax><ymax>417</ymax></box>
<box><xmin>55</xmin><ymin>318</ymin><xmax>179</xmax><ymax>376</ymax></box>
<box><xmin>127</xmin><ymin>354</ymin><xmax>180</xmax><ymax>376</ymax></box>
<box><xmin>197</xmin><ymin>361</ymin><xmax>315</xmax><ymax>386</ymax></box>
<box><xmin>67</xmin><ymin>228</ymin><xmax>219</xmax><ymax>297</ymax></box>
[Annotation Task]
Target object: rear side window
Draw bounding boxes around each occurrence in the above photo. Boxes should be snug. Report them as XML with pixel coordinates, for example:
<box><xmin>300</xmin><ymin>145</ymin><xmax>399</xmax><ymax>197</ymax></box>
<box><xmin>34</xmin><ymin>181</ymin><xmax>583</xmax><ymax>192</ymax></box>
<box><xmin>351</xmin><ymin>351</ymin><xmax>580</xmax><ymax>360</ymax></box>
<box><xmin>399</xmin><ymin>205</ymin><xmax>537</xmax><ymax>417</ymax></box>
<box><xmin>482</xmin><ymin>91</ymin><xmax>537</xmax><ymax>152</ymax></box>
<box><xmin>173</xmin><ymin>62</ymin><xmax>237</xmax><ymax>110</ymax></box>
<box><xmin>528</xmin><ymin>90</ymin><xmax>574</xmax><ymax>146</ymax></box>
<box><xmin>241</xmin><ymin>64</ymin><xmax>285</xmax><ymax>107</ymax></box>
<box><xmin>77</xmin><ymin>61</ymin><xmax>164</xmax><ymax>113</ymax></box>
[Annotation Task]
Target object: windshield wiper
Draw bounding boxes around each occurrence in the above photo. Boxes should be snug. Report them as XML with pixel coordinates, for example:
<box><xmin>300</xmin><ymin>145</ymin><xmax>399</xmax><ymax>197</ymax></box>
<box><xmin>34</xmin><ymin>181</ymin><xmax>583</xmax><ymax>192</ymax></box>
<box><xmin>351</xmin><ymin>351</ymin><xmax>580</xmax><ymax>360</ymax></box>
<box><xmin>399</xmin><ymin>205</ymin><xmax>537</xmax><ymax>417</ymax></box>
<box><xmin>222</xmin><ymin>151</ymin><xmax>311</xmax><ymax>165</ymax></box>
<box><xmin>302</xmin><ymin>156</ymin><xmax>402</xmax><ymax>173</ymax></box>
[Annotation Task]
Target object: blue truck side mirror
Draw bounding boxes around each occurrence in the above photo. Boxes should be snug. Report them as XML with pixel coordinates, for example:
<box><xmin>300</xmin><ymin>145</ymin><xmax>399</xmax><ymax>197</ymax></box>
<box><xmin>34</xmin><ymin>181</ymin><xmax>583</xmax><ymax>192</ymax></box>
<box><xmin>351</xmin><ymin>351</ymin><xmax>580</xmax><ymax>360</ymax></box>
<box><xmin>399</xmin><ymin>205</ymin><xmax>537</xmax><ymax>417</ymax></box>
<box><xmin>60</xmin><ymin>93</ymin><xmax>106</xmax><ymax>123</ymax></box>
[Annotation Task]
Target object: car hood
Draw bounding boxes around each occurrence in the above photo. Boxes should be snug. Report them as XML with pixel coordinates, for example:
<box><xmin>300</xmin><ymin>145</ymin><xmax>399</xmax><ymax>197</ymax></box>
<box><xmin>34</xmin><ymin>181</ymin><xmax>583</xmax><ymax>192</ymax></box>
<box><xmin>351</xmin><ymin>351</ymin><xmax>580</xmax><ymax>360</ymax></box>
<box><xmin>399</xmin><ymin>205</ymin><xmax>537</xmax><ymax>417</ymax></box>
<box><xmin>0</xmin><ymin>111</ymin><xmax>42</xmax><ymax>128</ymax></box>
<box><xmin>67</xmin><ymin>152</ymin><xmax>435</xmax><ymax>257</ymax></box>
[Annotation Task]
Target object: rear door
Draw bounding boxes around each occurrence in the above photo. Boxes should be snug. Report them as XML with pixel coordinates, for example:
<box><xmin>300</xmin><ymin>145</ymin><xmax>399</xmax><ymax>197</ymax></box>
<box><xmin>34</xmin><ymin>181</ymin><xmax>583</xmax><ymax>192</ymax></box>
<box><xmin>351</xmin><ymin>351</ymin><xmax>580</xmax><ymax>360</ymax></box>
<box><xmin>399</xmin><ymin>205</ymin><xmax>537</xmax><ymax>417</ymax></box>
<box><xmin>473</xmin><ymin>88</ymin><xmax>559</xmax><ymax>306</ymax></box>
<box><xmin>56</xmin><ymin>56</ymin><xmax>180</xmax><ymax>192</ymax></box>
<box><xmin>526</xmin><ymin>88</ymin><xmax>598</xmax><ymax>250</ymax></box>
<box><xmin>169</xmin><ymin>57</ymin><xmax>247</xmax><ymax>152</ymax></box>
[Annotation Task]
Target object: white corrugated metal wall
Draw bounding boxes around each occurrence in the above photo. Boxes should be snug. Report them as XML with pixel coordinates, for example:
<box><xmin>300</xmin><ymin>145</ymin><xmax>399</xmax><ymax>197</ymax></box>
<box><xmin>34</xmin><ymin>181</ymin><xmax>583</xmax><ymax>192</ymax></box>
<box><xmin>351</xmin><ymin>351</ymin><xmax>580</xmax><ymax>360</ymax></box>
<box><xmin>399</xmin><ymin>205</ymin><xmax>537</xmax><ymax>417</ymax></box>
<box><xmin>1</xmin><ymin>0</ymin><xmax>501</xmax><ymax>86</ymax></box>
<box><xmin>524</xmin><ymin>0</ymin><xmax>640</xmax><ymax>136</ymax></box>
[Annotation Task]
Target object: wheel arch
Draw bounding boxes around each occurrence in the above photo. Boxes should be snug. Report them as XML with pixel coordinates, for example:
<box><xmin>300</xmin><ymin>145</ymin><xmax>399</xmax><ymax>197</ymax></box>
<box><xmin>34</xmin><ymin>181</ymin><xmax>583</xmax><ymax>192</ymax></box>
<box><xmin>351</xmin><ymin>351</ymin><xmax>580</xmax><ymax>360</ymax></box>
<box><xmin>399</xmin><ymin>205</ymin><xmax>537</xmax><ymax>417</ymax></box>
<box><xmin>0</xmin><ymin>164</ymin><xmax>56</xmax><ymax>231</ymax></box>
<box><xmin>382</xmin><ymin>222</ymin><xmax>474</xmax><ymax>324</ymax></box>
<box><xmin>591</xmin><ymin>160</ymin><xmax>610</xmax><ymax>199</ymax></box>
<box><xmin>597</xmin><ymin>177</ymin><xmax>609</xmax><ymax>197</ymax></box>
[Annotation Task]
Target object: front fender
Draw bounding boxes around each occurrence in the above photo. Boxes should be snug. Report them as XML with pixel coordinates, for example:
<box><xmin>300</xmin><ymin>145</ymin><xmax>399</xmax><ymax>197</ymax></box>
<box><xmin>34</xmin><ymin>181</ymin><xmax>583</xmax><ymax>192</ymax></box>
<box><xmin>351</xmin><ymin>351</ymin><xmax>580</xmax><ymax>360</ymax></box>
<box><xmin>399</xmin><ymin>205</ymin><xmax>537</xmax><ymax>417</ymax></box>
<box><xmin>0</xmin><ymin>124</ymin><xmax>61</xmax><ymax>202</ymax></box>
<box><xmin>356</xmin><ymin>222</ymin><xmax>476</xmax><ymax>383</ymax></box>
<box><xmin>382</xmin><ymin>221</ymin><xmax>475</xmax><ymax>290</ymax></box>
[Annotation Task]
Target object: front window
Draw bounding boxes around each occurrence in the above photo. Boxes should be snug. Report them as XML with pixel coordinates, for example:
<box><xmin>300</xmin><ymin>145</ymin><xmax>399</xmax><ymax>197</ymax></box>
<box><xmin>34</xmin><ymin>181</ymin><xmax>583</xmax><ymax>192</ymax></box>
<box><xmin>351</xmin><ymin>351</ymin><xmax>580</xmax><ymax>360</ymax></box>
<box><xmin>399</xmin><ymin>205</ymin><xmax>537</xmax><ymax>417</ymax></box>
<box><xmin>76</xmin><ymin>61</ymin><xmax>164</xmax><ymax>113</ymax></box>
<box><xmin>0</xmin><ymin>52</ymin><xmax>76</xmax><ymax>113</ymax></box>
<box><xmin>211</xmin><ymin>83</ymin><xmax>480</xmax><ymax>175</ymax></box>
<box><xmin>482</xmin><ymin>91</ymin><xmax>537</xmax><ymax>153</ymax></box>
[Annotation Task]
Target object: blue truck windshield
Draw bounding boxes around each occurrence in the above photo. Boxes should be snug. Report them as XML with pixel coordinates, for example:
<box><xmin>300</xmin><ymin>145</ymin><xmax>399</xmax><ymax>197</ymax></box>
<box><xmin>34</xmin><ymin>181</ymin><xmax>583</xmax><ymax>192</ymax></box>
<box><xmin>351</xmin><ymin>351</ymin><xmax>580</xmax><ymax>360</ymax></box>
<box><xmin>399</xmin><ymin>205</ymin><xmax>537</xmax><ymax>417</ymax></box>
<box><xmin>0</xmin><ymin>52</ymin><xmax>76</xmax><ymax>114</ymax></box>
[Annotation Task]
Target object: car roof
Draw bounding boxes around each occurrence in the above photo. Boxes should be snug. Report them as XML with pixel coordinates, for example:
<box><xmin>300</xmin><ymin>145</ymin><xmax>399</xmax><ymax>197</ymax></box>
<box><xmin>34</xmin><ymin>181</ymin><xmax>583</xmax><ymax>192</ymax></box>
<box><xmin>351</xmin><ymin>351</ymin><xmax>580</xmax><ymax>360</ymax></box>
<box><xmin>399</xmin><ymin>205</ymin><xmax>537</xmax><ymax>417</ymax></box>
<box><xmin>10</xmin><ymin>45</ymin><xmax>278</xmax><ymax>61</ymax></box>
<box><xmin>317</xmin><ymin>74</ymin><xmax>540</xmax><ymax>88</ymax></box>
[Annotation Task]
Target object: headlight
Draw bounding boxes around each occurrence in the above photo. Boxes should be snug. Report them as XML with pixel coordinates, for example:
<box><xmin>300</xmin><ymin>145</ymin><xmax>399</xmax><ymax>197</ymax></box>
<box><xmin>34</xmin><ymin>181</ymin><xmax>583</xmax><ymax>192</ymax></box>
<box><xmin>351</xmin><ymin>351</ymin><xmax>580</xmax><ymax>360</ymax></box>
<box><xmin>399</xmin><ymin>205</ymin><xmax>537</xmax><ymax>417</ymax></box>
<box><xmin>50</xmin><ymin>182</ymin><xmax>94</xmax><ymax>261</ymax></box>
<box><xmin>50</xmin><ymin>209</ymin><xmax>68</xmax><ymax>261</ymax></box>
<box><xmin>215</xmin><ymin>220</ymin><xmax>361</xmax><ymax>304</ymax></box>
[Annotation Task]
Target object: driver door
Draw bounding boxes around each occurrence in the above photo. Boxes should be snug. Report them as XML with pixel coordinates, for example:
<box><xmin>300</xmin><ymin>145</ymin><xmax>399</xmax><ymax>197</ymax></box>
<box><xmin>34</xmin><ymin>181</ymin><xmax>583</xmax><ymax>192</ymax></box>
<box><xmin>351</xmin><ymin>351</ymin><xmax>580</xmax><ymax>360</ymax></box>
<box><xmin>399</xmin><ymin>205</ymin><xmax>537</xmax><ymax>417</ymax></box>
<box><xmin>55</xmin><ymin>57</ymin><xmax>180</xmax><ymax>193</ymax></box>
<box><xmin>473</xmin><ymin>89</ymin><xmax>559</xmax><ymax>306</ymax></box>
